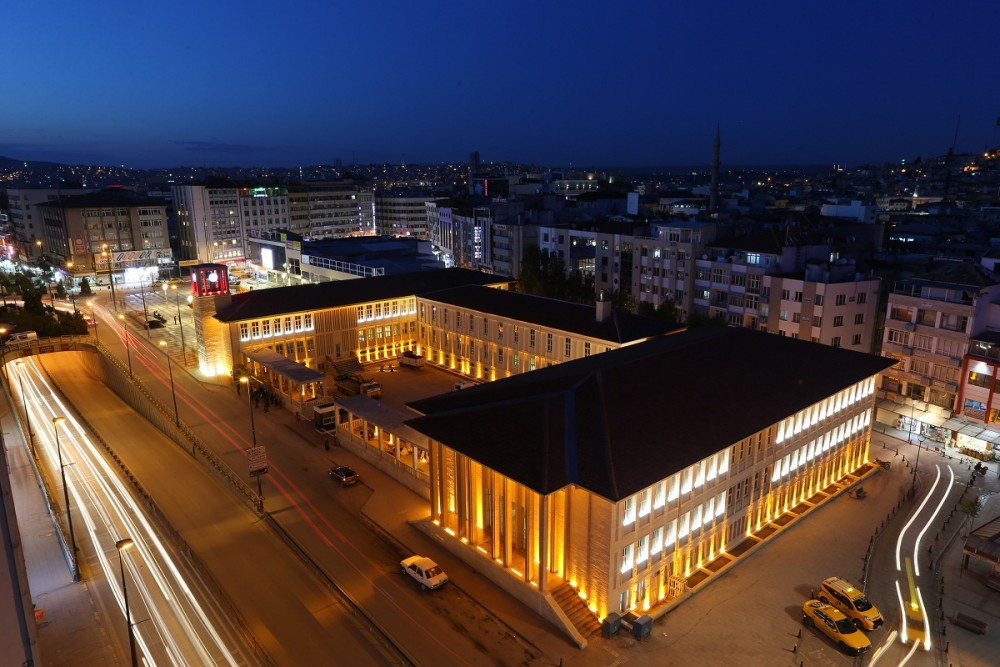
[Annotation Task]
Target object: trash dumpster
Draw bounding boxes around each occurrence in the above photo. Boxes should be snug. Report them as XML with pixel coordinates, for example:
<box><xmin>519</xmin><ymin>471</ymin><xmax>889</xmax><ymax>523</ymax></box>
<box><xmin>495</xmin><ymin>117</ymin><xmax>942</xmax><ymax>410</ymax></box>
<box><xmin>632</xmin><ymin>614</ymin><xmax>652</xmax><ymax>640</ymax></box>
<box><xmin>601</xmin><ymin>612</ymin><xmax>622</xmax><ymax>638</ymax></box>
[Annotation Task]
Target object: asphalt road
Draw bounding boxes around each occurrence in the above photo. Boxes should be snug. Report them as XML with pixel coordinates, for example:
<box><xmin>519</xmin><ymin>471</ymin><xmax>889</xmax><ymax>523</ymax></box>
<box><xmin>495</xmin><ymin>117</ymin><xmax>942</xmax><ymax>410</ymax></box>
<box><xmin>38</xmin><ymin>351</ymin><xmax>391</xmax><ymax>666</ymax></box>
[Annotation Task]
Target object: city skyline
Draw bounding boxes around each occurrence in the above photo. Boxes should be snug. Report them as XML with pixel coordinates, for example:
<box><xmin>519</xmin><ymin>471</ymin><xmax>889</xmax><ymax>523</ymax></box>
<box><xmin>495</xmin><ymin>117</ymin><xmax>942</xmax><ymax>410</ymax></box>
<box><xmin>5</xmin><ymin>0</ymin><xmax>999</xmax><ymax>169</ymax></box>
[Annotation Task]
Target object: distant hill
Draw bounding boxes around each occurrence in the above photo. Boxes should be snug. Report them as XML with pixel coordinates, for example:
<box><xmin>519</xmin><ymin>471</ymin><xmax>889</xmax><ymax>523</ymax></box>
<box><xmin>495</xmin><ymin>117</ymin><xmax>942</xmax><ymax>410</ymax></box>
<box><xmin>0</xmin><ymin>155</ymin><xmax>64</xmax><ymax>170</ymax></box>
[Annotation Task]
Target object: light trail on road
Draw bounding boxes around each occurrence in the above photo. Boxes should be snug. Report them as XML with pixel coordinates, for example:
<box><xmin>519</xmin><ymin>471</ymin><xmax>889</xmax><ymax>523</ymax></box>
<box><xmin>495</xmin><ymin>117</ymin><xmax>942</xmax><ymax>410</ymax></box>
<box><xmin>101</xmin><ymin>303</ymin><xmax>477</xmax><ymax>665</ymax></box>
<box><xmin>12</xmin><ymin>358</ymin><xmax>246</xmax><ymax>667</ymax></box>
<box><xmin>890</xmin><ymin>462</ymin><xmax>953</xmax><ymax>659</ymax></box>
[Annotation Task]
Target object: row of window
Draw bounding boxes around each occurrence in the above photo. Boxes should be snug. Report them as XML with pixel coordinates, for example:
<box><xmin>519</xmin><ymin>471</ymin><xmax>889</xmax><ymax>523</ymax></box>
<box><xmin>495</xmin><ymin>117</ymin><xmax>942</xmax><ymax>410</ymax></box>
<box><xmin>621</xmin><ymin>491</ymin><xmax>727</xmax><ymax>574</ymax></box>
<box><xmin>357</xmin><ymin>299</ymin><xmax>416</xmax><ymax>322</ymax></box>
<box><xmin>885</xmin><ymin>330</ymin><xmax>966</xmax><ymax>357</ymax></box>
<box><xmin>623</xmin><ymin>451</ymin><xmax>730</xmax><ymax>527</ymax></box>
<box><xmin>239</xmin><ymin>313</ymin><xmax>314</xmax><ymax>341</ymax></box>
<box><xmin>772</xmin><ymin>410</ymin><xmax>871</xmax><ymax>483</ymax></box>
<box><xmin>775</xmin><ymin>377</ymin><xmax>875</xmax><ymax>445</ymax></box>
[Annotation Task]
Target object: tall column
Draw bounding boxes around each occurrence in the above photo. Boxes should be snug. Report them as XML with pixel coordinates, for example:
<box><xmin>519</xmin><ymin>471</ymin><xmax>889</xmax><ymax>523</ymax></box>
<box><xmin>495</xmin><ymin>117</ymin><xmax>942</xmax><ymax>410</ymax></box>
<box><xmin>538</xmin><ymin>494</ymin><xmax>549</xmax><ymax>593</ymax></box>
<box><xmin>429</xmin><ymin>441</ymin><xmax>440</xmax><ymax>523</ymax></box>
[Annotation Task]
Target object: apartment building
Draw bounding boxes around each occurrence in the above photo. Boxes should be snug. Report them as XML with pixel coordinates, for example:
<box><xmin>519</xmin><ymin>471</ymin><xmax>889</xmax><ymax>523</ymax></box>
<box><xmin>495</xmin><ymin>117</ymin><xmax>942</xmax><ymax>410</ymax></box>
<box><xmin>632</xmin><ymin>220</ymin><xmax>720</xmax><ymax>320</ymax></box>
<box><xmin>878</xmin><ymin>261</ymin><xmax>1000</xmax><ymax>457</ymax></box>
<box><xmin>5</xmin><ymin>186</ymin><xmax>91</xmax><ymax>260</ymax></box>
<box><xmin>287</xmin><ymin>180</ymin><xmax>375</xmax><ymax>239</ymax></box>
<box><xmin>34</xmin><ymin>189</ymin><xmax>171</xmax><ymax>278</ymax></box>
<box><xmin>172</xmin><ymin>181</ymin><xmax>245</xmax><ymax>266</ymax></box>
<box><xmin>406</xmin><ymin>328</ymin><xmax>892</xmax><ymax>643</ymax></box>
<box><xmin>238</xmin><ymin>186</ymin><xmax>289</xmax><ymax>237</ymax></box>
<box><xmin>374</xmin><ymin>192</ymin><xmax>441</xmax><ymax>238</ymax></box>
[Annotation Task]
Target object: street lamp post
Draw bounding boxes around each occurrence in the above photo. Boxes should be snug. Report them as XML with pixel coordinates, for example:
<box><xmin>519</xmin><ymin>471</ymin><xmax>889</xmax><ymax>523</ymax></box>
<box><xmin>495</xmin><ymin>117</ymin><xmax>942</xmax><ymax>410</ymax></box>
<box><xmin>170</xmin><ymin>285</ymin><xmax>188</xmax><ymax>366</ymax></box>
<box><xmin>159</xmin><ymin>341</ymin><xmax>179</xmax><ymax>427</ymax></box>
<box><xmin>87</xmin><ymin>300</ymin><xmax>100</xmax><ymax>345</ymax></box>
<box><xmin>0</xmin><ymin>326</ymin><xmax>8</xmax><ymax>388</ymax></box>
<box><xmin>15</xmin><ymin>361</ymin><xmax>34</xmax><ymax>457</ymax></box>
<box><xmin>118</xmin><ymin>314</ymin><xmax>133</xmax><ymax>378</ymax></box>
<box><xmin>115</xmin><ymin>538</ymin><xmax>139</xmax><ymax>667</ymax></box>
<box><xmin>102</xmin><ymin>245</ymin><xmax>119</xmax><ymax>312</ymax></box>
<box><xmin>139</xmin><ymin>280</ymin><xmax>150</xmax><ymax>338</ymax></box>
<box><xmin>53</xmin><ymin>416</ymin><xmax>79</xmax><ymax>581</ymax></box>
<box><xmin>239</xmin><ymin>376</ymin><xmax>258</xmax><ymax>448</ymax></box>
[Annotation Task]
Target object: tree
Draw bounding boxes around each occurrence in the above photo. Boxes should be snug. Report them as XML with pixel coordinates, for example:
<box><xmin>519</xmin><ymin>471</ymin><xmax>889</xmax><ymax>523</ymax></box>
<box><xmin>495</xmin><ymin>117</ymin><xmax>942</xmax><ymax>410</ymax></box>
<box><xmin>79</xmin><ymin>277</ymin><xmax>92</xmax><ymax>296</ymax></box>
<box><xmin>55</xmin><ymin>282</ymin><xmax>67</xmax><ymax>299</ymax></box>
<box><xmin>960</xmin><ymin>498</ymin><xmax>982</xmax><ymax>535</ymax></box>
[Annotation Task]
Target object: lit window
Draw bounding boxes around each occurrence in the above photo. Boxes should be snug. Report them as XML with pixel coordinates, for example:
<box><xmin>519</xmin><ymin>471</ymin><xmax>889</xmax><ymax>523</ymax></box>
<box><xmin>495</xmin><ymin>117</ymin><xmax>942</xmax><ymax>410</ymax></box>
<box><xmin>639</xmin><ymin>490</ymin><xmax>651</xmax><ymax>517</ymax></box>
<box><xmin>620</xmin><ymin>545</ymin><xmax>633</xmax><ymax>573</ymax></box>
<box><xmin>623</xmin><ymin>497</ymin><xmax>636</xmax><ymax>525</ymax></box>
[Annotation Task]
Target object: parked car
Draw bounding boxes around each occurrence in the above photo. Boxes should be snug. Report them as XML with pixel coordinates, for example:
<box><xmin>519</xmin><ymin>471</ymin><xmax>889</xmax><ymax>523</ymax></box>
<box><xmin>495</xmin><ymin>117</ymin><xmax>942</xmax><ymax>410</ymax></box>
<box><xmin>817</xmin><ymin>577</ymin><xmax>883</xmax><ymax>630</ymax></box>
<box><xmin>144</xmin><ymin>320</ymin><xmax>164</xmax><ymax>330</ymax></box>
<box><xmin>328</xmin><ymin>465</ymin><xmax>359</xmax><ymax>486</ymax></box>
<box><xmin>400</xmin><ymin>555</ymin><xmax>449</xmax><ymax>590</ymax></box>
<box><xmin>802</xmin><ymin>600</ymin><xmax>871</xmax><ymax>656</ymax></box>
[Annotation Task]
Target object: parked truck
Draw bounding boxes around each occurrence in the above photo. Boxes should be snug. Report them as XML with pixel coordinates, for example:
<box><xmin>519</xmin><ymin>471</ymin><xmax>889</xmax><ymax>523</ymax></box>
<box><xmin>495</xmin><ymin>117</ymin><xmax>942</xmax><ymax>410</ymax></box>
<box><xmin>398</xmin><ymin>350</ymin><xmax>425</xmax><ymax>368</ymax></box>
<box><xmin>334</xmin><ymin>374</ymin><xmax>382</xmax><ymax>398</ymax></box>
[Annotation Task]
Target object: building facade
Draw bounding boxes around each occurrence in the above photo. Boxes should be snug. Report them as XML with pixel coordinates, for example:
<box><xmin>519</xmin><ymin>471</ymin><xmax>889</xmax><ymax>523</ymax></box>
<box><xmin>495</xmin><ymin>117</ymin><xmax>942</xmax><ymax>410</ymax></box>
<box><xmin>34</xmin><ymin>190</ymin><xmax>171</xmax><ymax>279</ymax></box>
<box><xmin>406</xmin><ymin>329</ymin><xmax>892</xmax><ymax>642</ymax></box>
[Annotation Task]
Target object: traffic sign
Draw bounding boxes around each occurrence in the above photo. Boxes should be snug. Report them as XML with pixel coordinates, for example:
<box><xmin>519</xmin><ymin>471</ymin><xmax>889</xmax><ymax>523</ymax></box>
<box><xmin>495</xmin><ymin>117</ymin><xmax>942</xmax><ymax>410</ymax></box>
<box><xmin>248</xmin><ymin>446</ymin><xmax>268</xmax><ymax>476</ymax></box>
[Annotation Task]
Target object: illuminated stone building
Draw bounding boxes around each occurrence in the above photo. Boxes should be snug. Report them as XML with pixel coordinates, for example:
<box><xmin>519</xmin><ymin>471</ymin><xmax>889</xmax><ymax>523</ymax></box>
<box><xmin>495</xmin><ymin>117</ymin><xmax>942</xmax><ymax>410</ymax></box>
<box><xmin>404</xmin><ymin>329</ymin><xmax>893</xmax><ymax>645</ymax></box>
<box><xmin>208</xmin><ymin>268</ymin><xmax>509</xmax><ymax>401</ymax></box>
<box><xmin>416</xmin><ymin>287</ymin><xmax>674</xmax><ymax>382</ymax></box>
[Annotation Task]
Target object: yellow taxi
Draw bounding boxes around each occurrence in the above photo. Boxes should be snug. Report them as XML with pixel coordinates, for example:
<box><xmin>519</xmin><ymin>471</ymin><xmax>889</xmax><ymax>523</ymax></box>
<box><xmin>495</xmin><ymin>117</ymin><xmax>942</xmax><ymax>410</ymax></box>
<box><xmin>818</xmin><ymin>577</ymin><xmax>884</xmax><ymax>630</ymax></box>
<box><xmin>802</xmin><ymin>600</ymin><xmax>872</xmax><ymax>656</ymax></box>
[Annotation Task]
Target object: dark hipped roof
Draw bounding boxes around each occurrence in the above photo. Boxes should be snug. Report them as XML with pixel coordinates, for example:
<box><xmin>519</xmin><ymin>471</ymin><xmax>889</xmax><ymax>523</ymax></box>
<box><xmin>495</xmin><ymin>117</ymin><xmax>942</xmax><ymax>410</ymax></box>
<box><xmin>406</xmin><ymin>328</ymin><xmax>895</xmax><ymax>502</ymax></box>
<box><xmin>421</xmin><ymin>285</ymin><xmax>679</xmax><ymax>343</ymax></box>
<box><xmin>214</xmin><ymin>268</ymin><xmax>508</xmax><ymax>322</ymax></box>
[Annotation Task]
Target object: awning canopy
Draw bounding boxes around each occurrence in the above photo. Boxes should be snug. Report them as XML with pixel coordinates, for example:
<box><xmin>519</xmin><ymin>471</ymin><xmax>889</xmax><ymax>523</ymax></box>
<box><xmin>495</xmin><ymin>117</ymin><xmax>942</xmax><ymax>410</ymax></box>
<box><xmin>243</xmin><ymin>348</ymin><xmax>325</xmax><ymax>384</ymax></box>
<box><xmin>334</xmin><ymin>394</ymin><xmax>428</xmax><ymax>445</ymax></box>
<box><xmin>964</xmin><ymin>514</ymin><xmax>1000</xmax><ymax>566</ymax></box>
<box><xmin>941</xmin><ymin>416</ymin><xmax>1000</xmax><ymax>443</ymax></box>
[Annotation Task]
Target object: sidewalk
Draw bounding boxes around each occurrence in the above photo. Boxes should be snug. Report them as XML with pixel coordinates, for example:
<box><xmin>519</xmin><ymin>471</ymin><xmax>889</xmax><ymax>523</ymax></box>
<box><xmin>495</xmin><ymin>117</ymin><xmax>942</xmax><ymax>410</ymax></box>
<box><xmin>1</xmin><ymin>400</ymin><xmax>118</xmax><ymax>666</ymax></box>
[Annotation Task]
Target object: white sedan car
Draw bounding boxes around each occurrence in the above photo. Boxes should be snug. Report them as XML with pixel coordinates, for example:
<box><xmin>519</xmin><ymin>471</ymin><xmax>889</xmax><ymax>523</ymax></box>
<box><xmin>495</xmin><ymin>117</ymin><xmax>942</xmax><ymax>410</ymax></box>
<box><xmin>400</xmin><ymin>556</ymin><xmax>449</xmax><ymax>590</ymax></box>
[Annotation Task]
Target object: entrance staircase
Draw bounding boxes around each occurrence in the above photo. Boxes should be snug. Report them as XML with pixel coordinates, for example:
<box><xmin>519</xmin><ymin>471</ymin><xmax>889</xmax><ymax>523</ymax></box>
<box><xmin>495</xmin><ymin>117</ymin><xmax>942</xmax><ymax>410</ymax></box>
<box><xmin>550</xmin><ymin>583</ymin><xmax>601</xmax><ymax>638</ymax></box>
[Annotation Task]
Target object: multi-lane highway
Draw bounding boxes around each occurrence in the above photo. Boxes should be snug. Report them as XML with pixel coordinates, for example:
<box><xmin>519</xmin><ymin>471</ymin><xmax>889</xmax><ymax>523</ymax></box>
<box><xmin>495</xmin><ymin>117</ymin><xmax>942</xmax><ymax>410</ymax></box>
<box><xmin>11</xmin><ymin>357</ymin><xmax>252</xmax><ymax>666</ymax></box>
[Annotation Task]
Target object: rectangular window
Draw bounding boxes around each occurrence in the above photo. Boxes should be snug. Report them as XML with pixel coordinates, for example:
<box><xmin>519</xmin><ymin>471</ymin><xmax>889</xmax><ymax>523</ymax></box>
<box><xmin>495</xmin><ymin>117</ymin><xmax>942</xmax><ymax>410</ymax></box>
<box><xmin>637</xmin><ymin>536</ymin><xmax>649</xmax><ymax>564</ymax></box>
<box><xmin>304</xmin><ymin>313</ymin><xmax>313</xmax><ymax>330</ymax></box>
<box><xmin>620</xmin><ymin>545</ymin><xmax>633</xmax><ymax>574</ymax></box>
<box><xmin>854</xmin><ymin>313</ymin><xmax>864</xmax><ymax>325</ymax></box>
<box><xmin>623</xmin><ymin>497</ymin><xmax>636</xmax><ymax>525</ymax></box>
<box><xmin>294</xmin><ymin>315</ymin><xmax>303</xmax><ymax>331</ymax></box>
<box><xmin>639</xmin><ymin>490</ymin><xmax>651</xmax><ymax>517</ymax></box>
<box><xmin>651</xmin><ymin>527</ymin><xmax>663</xmax><ymax>555</ymax></box>
<box><xmin>547</xmin><ymin>332</ymin><xmax>553</xmax><ymax>353</ymax></box>
<box><xmin>239</xmin><ymin>322</ymin><xmax>249</xmax><ymax>341</ymax></box>
<box><xmin>284</xmin><ymin>317</ymin><xmax>292</xmax><ymax>332</ymax></box>
<box><xmin>836</xmin><ymin>294</ymin><xmax>846</xmax><ymax>305</ymax></box>
<box><xmin>273</xmin><ymin>318</ymin><xmax>282</xmax><ymax>334</ymax></box>
<box><xmin>565</xmin><ymin>338</ymin><xmax>571</xmax><ymax>357</ymax></box>
<box><xmin>251</xmin><ymin>321</ymin><xmax>260</xmax><ymax>338</ymax></box>
<box><xmin>653</xmin><ymin>481</ymin><xmax>665</xmax><ymax>508</ymax></box>
<box><xmin>262</xmin><ymin>319</ymin><xmax>271</xmax><ymax>336</ymax></box>
<box><xmin>584</xmin><ymin>342</ymin><xmax>591</xmax><ymax>357</ymax></box>
<box><xmin>833</xmin><ymin>315</ymin><xmax>843</xmax><ymax>327</ymax></box>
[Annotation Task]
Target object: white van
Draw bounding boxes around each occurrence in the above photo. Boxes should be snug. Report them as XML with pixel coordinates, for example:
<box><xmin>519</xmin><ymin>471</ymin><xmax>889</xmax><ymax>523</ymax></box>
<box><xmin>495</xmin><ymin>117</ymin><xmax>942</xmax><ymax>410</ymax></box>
<box><xmin>454</xmin><ymin>381</ymin><xmax>477</xmax><ymax>391</ymax></box>
<box><xmin>7</xmin><ymin>331</ymin><xmax>38</xmax><ymax>343</ymax></box>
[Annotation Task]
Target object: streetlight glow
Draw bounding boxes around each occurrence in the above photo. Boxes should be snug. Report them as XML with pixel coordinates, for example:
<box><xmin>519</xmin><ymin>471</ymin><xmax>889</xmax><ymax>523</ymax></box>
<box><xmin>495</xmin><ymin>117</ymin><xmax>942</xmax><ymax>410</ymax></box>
<box><xmin>115</xmin><ymin>537</ymin><xmax>139</xmax><ymax>667</ymax></box>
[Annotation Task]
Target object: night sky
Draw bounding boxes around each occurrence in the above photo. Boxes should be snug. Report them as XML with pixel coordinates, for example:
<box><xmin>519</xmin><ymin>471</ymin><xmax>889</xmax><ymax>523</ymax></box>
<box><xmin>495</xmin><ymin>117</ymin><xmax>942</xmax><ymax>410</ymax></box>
<box><xmin>5</xmin><ymin>1</ymin><xmax>999</xmax><ymax>169</ymax></box>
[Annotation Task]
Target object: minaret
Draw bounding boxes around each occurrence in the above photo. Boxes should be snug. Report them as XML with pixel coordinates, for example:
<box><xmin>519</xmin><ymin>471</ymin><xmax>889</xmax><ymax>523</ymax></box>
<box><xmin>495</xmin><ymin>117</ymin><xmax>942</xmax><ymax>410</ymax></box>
<box><xmin>709</xmin><ymin>125</ymin><xmax>721</xmax><ymax>214</ymax></box>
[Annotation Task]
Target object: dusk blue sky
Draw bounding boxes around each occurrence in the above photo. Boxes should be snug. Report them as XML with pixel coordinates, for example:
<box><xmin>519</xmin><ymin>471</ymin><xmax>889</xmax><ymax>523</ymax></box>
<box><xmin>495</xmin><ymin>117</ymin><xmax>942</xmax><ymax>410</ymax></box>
<box><xmin>5</xmin><ymin>1</ymin><xmax>999</xmax><ymax>169</ymax></box>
